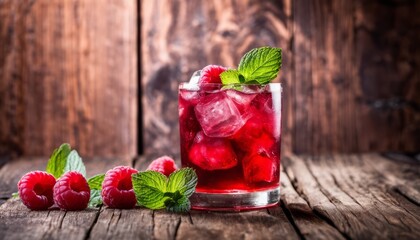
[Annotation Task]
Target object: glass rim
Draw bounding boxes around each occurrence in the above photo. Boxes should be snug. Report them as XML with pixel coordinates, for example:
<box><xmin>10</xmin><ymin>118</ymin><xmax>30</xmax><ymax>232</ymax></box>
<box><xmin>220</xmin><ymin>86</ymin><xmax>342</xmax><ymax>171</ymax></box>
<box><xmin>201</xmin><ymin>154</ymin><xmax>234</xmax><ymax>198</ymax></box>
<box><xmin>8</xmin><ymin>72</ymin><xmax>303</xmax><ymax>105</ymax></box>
<box><xmin>179</xmin><ymin>82</ymin><xmax>282</xmax><ymax>91</ymax></box>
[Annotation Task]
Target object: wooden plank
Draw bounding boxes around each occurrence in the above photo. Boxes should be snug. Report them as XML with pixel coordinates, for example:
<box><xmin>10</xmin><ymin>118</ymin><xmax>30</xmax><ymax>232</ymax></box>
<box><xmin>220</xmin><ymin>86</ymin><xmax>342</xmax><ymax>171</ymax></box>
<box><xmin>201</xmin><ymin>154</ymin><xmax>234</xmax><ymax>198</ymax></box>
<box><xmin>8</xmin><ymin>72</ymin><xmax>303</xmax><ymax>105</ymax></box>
<box><xmin>354</xmin><ymin>0</ymin><xmax>420</xmax><ymax>151</ymax></box>
<box><xmin>140</xmin><ymin>0</ymin><xmax>292</xmax><ymax>157</ymax></box>
<box><xmin>0</xmin><ymin>0</ymin><xmax>137</xmax><ymax>158</ymax></box>
<box><xmin>283</xmin><ymin>154</ymin><xmax>420</xmax><ymax>239</ymax></box>
<box><xmin>89</xmin><ymin>208</ymin><xmax>188</xmax><ymax>240</ymax></box>
<box><xmin>364</xmin><ymin>154</ymin><xmax>420</xmax><ymax>206</ymax></box>
<box><xmin>88</xmin><ymin>208</ymin><xmax>154</xmax><ymax>239</ymax></box>
<box><xmin>0</xmin><ymin>157</ymin><xmax>46</xmax><ymax>199</ymax></box>
<box><xmin>291</xmin><ymin>0</ymin><xmax>420</xmax><ymax>153</ymax></box>
<box><xmin>176</xmin><ymin>208</ymin><xmax>299</xmax><ymax>240</ymax></box>
<box><xmin>292</xmin><ymin>0</ymin><xmax>361</xmax><ymax>154</ymax></box>
<box><xmin>278</xmin><ymin>168</ymin><xmax>345</xmax><ymax>239</ymax></box>
<box><xmin>0</xmin><ymin>198</ymin><xmax>99</xmax><ymax>240</ymax></box>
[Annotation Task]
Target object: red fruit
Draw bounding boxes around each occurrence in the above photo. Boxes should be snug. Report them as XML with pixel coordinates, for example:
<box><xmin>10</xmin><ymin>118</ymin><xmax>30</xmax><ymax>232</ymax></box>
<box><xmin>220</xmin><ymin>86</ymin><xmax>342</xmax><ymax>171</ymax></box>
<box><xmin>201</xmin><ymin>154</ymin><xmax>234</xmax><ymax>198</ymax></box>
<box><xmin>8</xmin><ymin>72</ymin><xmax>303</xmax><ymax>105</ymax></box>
<box><xmin>147</xmin><ymin>156</ymin><xmax>178</xmax><ymax>176</ymax></box>
<box><xmin>18</xmin><ymin>171</ymin><xmax>56</xmax><ymax>210</ymax></box>
<box><xmin>102</xmin><ymin>166</ymin><xmax>138</xmax><ymax>209</ymax></box>
<box><xmin>188</xmin><ymin>131</ymin><xmax>237</xmax><ymax>171</ymax></box>
<box><xmin>200</xmin><ymin>65</ymin><xmax>227</xmax><ymax>84</ymax></box>
<box><xmin>243</xmin><ymin>155</ymin><xmax>277</xmax><ymax>183</ymax></box>
<box><xmin>53</xmin><ymin>171</ymin><xmax>90</xmax><ymax>211</ymax></box>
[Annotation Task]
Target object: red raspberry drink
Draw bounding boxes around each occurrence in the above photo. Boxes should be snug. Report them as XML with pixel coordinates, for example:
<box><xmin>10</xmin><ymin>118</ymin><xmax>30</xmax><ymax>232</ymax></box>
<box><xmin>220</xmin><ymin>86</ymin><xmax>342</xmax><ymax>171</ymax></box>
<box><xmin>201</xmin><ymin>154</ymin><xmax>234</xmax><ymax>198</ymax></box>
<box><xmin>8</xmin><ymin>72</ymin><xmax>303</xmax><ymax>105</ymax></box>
<box><xmin>179</xmin><ymin>83</ymin><xmax>282</xmax><ymax>210</ymax></box>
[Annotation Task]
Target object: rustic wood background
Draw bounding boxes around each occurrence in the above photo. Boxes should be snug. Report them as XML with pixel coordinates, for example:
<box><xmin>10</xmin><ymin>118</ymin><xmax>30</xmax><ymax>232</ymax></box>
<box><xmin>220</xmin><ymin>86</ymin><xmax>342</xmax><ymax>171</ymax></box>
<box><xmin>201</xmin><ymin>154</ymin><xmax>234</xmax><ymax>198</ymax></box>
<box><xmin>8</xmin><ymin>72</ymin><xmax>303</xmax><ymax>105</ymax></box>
<box><xmin>0</xmin><ymin>0</ymin><xmax>419</xmax><ymax>159</ymax></box>
<box><xmin>0</xmin><ymin>0</ymin><xmax>137</xmax><ymax>158</ymax></box>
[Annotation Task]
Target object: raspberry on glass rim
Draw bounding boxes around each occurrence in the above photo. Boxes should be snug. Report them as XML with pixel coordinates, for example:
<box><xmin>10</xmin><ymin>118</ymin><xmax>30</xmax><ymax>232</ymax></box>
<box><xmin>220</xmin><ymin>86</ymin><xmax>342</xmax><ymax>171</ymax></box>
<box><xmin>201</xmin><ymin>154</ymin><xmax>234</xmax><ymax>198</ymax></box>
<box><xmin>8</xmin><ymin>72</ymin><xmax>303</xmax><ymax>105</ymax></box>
<box><xmin>200</xmin><ymin>65</ymin><xmax>227</xmax><ymax>84</ymax></box>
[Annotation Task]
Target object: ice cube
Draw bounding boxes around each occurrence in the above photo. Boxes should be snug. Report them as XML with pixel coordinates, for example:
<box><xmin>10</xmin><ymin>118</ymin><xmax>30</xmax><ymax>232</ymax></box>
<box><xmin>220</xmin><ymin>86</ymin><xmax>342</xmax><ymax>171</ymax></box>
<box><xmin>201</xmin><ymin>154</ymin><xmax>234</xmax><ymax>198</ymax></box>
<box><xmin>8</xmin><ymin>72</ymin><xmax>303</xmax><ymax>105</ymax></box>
<box><xmin>179</xmin><ymin>89</ymin><xmax>200</xmax><ymax>108</ymax></box>
<box><xmin>243</xmin><ymin>154</ymin><xmax>277</xmax><ymax>183</ymax></box>
<box><xmin>225</xmin><ymin>89</ymin><xmax>256</xmax><ymax>113</ymax></box>
<box><xmin>188</xmin><ymin>131</ymin><xmax>238</xmax><ymax>170</ymax></box>
<box><xmin>189</xmin><ymin>70</ymin><xmax>202</xmax><ymax>84</ymax></box>
<box><xmin>194</xmin><ymin>91</ymin><xmax>246</xmax><ymax>137</ymax></box>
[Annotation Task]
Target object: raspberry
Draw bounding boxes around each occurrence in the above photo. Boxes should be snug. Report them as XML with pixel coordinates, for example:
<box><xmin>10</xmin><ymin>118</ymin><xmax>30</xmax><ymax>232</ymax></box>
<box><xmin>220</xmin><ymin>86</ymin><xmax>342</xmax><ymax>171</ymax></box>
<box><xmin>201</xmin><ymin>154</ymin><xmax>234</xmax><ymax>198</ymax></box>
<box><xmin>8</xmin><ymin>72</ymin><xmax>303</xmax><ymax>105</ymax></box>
<box><xmin>101</xmin><ymin>166</ymin><xmax>138</xmax><ymax>209</ymax></box>
<box><xmin>188</xmin><ymin>131</ymin><xmax>238</xmax><ymax>171</ymax></box>
<box><xmin>18</xmin><ymin>171</ymin><xmax>56</xmax><ymax>210</ymax></box>
<box><xmin>53</xmin><ymin>171</ymin><xmax>90</xmax><ymax>211</ymax></box>
<box><xmin>243</xmin><ymin>154</ymin><xmax>277</xmax><ymax>183</ymax></box>
<box><xmin>147</xmin><ymin>156</ymin><xmax>178</xmax><ymax>176</ymax></box>
<box><xmin>200</xmin><ymin>65</ymin><xmax>227</xmax><ymax>84</ymax></box>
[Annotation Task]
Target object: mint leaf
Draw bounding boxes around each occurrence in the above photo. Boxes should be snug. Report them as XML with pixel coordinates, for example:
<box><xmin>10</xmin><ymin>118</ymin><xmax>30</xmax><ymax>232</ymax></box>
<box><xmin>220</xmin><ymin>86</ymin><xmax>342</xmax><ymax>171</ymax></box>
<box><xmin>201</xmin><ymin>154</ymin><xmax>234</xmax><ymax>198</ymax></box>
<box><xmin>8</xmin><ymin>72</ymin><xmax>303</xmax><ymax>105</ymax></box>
<box><xmin>88</xmin><ymin>189</ymin><xmax>103</xmax><ymax>208</ymax></box>
<box><xmin>132</xmin><ymin>171</ymin><xmax>168</xmax><ymax>209</ymax></box>
<box><xmin>220</xmin><ymin>69</ymin><xmax>242</xmax><ymax>85</ymax></box>
<box><xmin>12</xmin><ymin>192</ymin><xmax>19</xmax><ymax>199</ymax></box>
<box><xmin>165</xmin><ymin>194</ymin><xmax>191</xmax><ymax>213</ymax></box>
<box><xmin>167</xmin><ymin>168</ymin><xmax>197</xmax><ymax>198</ymax></box>
<box><xmin>238</xmin><ymin>47</ymin><xmax>282</xmax><ymax>84</ymax></box>
<box><xmin>132</xmin><ymin>168</ymin><xmax>198</xmax><ymax>212</ymax></box>
<box><xmin>46</xmin><ymin>143</ymin><xmax>71</xmax><ymax>178</ymax></box>
<box><xmin>88</xmin><ymin>174</ymin><xmax>105</xmax><ymax>190</ymax></box>
<box><xmin>64</xmin><ymin>150</ymin><xmax>86</xmax><ymax>177</ymax></box>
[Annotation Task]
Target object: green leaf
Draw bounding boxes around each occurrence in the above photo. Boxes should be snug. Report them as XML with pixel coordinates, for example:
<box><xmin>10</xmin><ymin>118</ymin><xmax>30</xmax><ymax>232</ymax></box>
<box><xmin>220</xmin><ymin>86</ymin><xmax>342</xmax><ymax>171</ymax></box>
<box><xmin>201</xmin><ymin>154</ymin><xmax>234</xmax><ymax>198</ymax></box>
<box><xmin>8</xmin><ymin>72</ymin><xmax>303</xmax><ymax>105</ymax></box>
<box><xmin>220</xmin><ymin>69</ymin><xmax>242</xmax><ymax>85</ymax></box>
<box><xmin>88</xmin><ymin>189</ymin><xmax>103</xmax><ymax>208</ymax></box>
<box><xmin>238</xmin><ymin>46</ymin><xmax>282</xmax><ymax>84</ymax></box>
<box><xmin>132</xmin><ymin>171</ymin><xmax>168</xmax><ymax>209</ymax></box>
<box><xmin>64</xmin><ymin>150</ymin><xmax>86</xmax><ymax>177</ymax></box>
<box><xmin>88</xmin><ymin>174</ymin><xmax>105</xmax><ymax>190</ymax></box>
<box><xmin>12</xmin><ymin>192</ymin><xmax>19</xmax><ymax>199</ymax></box>
<box><xmin>165</xmin><ymin>194</ymin><xmax>191</xmax><ymax>213</ymax></box>
<box><xmin>46</xmin><ymin>143</ymin><xmax>71</xmax><ymax>178</ymax></box>
<box><xmin>167</xmin><ymin>168</ymin><xmax>197</xmax><ymax>198</ymax></box>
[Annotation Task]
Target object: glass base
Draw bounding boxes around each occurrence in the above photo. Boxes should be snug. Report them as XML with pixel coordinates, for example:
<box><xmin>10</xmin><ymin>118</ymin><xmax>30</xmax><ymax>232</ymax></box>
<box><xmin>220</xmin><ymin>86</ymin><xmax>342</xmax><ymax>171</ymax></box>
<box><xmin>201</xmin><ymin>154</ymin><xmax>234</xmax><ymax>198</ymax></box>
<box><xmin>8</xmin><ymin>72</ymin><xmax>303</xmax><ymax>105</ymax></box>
<box><xmin>190</xmin><ymin>187</ymin><xmax>280</xmax><ymax>211</ymax></box>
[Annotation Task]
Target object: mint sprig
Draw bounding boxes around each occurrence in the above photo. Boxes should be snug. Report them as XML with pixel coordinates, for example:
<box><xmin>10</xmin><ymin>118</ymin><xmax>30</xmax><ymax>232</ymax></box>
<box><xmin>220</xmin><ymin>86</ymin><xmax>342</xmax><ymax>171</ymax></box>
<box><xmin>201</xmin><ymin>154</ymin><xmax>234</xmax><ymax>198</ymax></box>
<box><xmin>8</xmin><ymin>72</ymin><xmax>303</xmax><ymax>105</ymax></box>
<box><xmin>132</xmin><ymin>168</ymin><xmax>197</xmax><ymax>212</ymax></box>
<box><xmin>45</xmin><ymin>143</ymin><xmax>86</xmax><ymax>178</ymax></box>
<box><xmin>64</xmin><ymin>150</ymin><xmax>86</xmax><ymax>177</ymax></box>
<box><xmin>220</xmin><ymin>46</ymin><xmax>282</xmax><ymax>85</ymax></box>
<box><xmin>87</xmin><ymin>174</ymin><xmax>105</xmax><ymax>207</ymax></box>
<box><xmin>87</xmin><ymin>174</ymin><xmax>105</xmax><ymax>190</ymax></box>
<box><xmin>46</xmin><ymin>143</ymin><xmax>71</xmax><ymax>178</ymax></box>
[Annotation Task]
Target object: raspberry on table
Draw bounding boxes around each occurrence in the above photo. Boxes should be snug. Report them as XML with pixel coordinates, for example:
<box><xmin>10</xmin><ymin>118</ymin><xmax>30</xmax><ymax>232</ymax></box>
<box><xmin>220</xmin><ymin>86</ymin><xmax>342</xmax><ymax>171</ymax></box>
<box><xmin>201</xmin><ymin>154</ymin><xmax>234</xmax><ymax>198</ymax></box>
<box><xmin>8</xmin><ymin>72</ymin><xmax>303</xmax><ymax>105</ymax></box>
<box><xmin>147</xmin><ymin>156</ymin><xmax>178</xmax><ymax>176</ymax></box>
<box><xmin>200</xmin><ymin>65</ymin><xmax>227</xmax><ymax>84</ymax></box>
<box><xmin>101</xmin><ymin>166</ymin><xmax>138</xmax><ymax>209</ymax></box>
<box><xmin>18</xmin><ymin>171</ymin><xmax>56</xmax><ymax>210</ymax></box>
<box><xmin>53</xmin><ymin>171</ymin><xmax>90</xmax><ymax>211</ymax></box>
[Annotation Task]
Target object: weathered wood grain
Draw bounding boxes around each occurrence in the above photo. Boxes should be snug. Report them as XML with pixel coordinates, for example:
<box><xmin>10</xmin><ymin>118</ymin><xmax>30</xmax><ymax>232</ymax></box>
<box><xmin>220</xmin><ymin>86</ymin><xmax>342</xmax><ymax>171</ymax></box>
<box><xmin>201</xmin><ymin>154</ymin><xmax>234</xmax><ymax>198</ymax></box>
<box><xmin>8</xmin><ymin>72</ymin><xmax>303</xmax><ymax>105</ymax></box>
<box><xmin>292</xmin><ymin>0</ymin><xmax>420</xmax><ymax>153</ymax></box>
<box><xmin>0</xmin><ymin>157</ymin><xmax>46</xmax><ymax>199</ymax></box>
<box><xmin>0</xmin><ymin>198</ymin><xmax>99</xmax><ymax>240</ymax></box>
<box><xmin>141</xmin><ymin>0</ymin><xmax>291</xmax><ymax>157</ymax></box>
<box><xmin>89</xmin><ymin>208</ymin><xmax>154</xmax><ymax>240</ymax></box>
<box><xmin>177</xmin><ymin>208</ymin><xmax>299</xmax><ymax>240</ymax></box>
<box><xmin>366</xmin><ymin>154</ymin><xmax>420</xmax><ymax>206</ymax></box>
<box><xmin>283</xmin><ymin>154</ymin><xmax>420</xmax><ymax>239</ymax></box>
<box><xmin>354</xmin><ymin>0</ymin><xmax>420</xmax><ymax>151</ymax></box>
<box><xmin>0</xmin><ymin>0</ymin><xmax>137</xmax><ymax>158</ymax></box>
<box><xmin>278</xmin><ymin>169</ymin><xmax>345</xmax><ymax>240</ymax></box>
<box><xmin>1</xmin><ymin>154</ymin><xmax>420</xmax><ymax>239</ymax></box>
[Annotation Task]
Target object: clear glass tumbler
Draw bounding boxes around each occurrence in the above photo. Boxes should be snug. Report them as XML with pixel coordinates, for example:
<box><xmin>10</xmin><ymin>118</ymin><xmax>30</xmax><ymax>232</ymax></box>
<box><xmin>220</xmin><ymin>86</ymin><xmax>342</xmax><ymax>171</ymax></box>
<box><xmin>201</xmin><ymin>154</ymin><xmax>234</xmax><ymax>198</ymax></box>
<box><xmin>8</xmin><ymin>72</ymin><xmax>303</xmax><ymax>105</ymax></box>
<box><xmin>179</xmin><ymin>83</ymin><xmax>282</xmax><ymax>211</ymax></box>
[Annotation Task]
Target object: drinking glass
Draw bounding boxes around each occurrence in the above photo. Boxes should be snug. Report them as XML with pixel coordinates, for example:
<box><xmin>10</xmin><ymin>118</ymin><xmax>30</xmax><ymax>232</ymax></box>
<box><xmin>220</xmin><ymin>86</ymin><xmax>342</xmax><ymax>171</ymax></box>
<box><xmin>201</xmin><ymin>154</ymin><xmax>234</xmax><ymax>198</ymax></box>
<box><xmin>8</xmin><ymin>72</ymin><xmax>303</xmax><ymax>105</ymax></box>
<box><xmin>179</xmin><ymin>83</ymin><xmax>282</xmax><ymax>211</ymax></box>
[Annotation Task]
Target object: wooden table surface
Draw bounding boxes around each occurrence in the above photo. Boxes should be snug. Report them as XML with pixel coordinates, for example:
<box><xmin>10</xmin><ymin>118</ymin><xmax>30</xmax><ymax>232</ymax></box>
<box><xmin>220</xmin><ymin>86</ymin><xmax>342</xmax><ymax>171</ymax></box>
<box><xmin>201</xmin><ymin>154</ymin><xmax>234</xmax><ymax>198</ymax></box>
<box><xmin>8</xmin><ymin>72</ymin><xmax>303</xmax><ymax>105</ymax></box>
<box><xmin>0</xmin><ymin>154</ymin><xmax>419</xmax><ymax>240</ymax></box>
